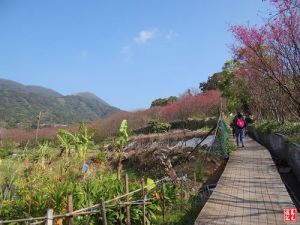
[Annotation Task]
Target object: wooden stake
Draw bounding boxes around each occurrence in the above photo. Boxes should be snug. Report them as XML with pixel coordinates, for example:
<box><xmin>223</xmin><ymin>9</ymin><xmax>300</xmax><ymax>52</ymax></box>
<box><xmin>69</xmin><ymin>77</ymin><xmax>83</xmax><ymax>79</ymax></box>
<box><xmin>67</xmin><ymin>195</ymin><xmax>73</xmax><ymax>225</ymax></box>
<box><xmin>46</xmin><ymin>209</ymin><xmax>53</xmax><ymax>225</ymax></box>
<box><xmin>101</xmin><ymin>199</ymin><xmax>108</xmax><ymax>225</ymax></box>
<box><xmin>161</xmin><ymin>182</ymin><xmax>165</xmax><ymax>225</ymax></box>
<box><xmin>125</xmin><ymin>174</ymin><xmax>131</xmax><ymax>225</ymax></box>
<box><xmin>141</xmin><ymin>178</ymin><xmax>146</xmax><ymax>225</ymax></box>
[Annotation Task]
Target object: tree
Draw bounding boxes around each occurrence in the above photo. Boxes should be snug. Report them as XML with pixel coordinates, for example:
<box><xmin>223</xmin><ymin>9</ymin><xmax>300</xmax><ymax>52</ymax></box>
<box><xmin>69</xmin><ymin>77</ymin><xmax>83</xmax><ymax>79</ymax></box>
<box><xmin>218</xmin><ymin>61</ymin><xmax>251</xmax><ymax>113</ymax></box>
<box><xmin>161</xmin><ymin>90</ymin><xmax>221</xmax><ymax>121</ymax></box>
<box><xmin>230</xmin><ymin>0</ymin><xmax>300</xmax><ymax>118</ymax></box>
<box><xmin>199</xmin><ymin>72</ymin><xmax>223</xmax><ymax>92</ymax></box>
<box><xmin>150</xmin><ymin>96</ymin><xmax>178</xmax><ymax>108</ymax></box>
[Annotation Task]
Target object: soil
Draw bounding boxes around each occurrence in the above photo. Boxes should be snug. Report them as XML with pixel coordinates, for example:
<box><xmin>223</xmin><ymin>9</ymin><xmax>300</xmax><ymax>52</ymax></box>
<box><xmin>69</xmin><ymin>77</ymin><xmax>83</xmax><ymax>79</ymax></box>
<box><xmin>119</xmin><ymin>129</ymin><xmax>226</xmax><ymax>187</ymax></box>
<box><xmin>106</xmin><ymin>129</ymin><xmax>228</xmax><ymax>224</ymax></box>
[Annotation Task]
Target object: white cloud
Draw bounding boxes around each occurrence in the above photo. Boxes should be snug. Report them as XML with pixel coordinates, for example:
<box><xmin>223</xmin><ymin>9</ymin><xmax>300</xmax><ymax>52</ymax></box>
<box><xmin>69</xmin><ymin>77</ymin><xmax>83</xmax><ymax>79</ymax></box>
<box><xmin>121</xmin><ymin>28</ymin><xmax>177</xmax><ymax>60</ymax></box>
<box><xmin>134</xmin><ymin>29</ymin><xmax>158</xmax><ymax>44</ymax></box>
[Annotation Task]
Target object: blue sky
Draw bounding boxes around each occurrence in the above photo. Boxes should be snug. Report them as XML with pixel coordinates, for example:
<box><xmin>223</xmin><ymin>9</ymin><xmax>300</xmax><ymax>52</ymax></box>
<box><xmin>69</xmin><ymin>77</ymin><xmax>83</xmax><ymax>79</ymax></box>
<box><xmin>0</xmin><ymin>0</ymin><xmax>270</xmax><ymax>110</ymax></box>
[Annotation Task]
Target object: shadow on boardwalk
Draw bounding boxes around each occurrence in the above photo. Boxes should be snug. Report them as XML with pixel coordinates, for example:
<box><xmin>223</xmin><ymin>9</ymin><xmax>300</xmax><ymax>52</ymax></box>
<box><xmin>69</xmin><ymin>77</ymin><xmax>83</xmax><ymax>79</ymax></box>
<box><xmin>194</xmin><ymin>137</ymin><xmax>297</xmax><ymax>225</ymax></box>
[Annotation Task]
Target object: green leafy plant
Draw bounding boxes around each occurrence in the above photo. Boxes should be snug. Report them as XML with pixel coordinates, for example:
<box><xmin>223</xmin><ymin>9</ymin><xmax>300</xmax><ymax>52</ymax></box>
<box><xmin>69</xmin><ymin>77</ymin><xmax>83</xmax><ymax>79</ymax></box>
<box><xmin>57</xmin><ymin>129</ymin><xmax>76</xmax><ymax>157</ymax></box>
<box><xmin>76</xmin><ymin>123</ymin><xmax>93</xmax><ymax>163</ymax></box>
<box><xmin>116</xmin><ymin>120</ymin><xmax>128</xmax><ymax>180</ymax></box>
<box><xmin>57</xmin><ymin>123</ymin><xmax>93</xmax><ymax>164</ymax></box>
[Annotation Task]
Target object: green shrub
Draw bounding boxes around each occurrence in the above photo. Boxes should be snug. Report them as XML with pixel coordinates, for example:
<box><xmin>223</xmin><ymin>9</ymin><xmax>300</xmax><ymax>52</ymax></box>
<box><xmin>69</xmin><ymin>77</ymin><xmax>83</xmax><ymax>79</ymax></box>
<box><xmin>0</xmin><ymin>140</ymin><xmax>18</xmax><ymax>159</ymax></box>
<box><xmin>256</xmin><ymin>120</ymin><xmax>281</xmax><ymax>134</ymax></box>
<box><xmin>148</xmin><ymin>120</ymin><xmax>171</xmax><ymax>133</ymax></box>
<box><xmin>256</xmin><ymin>120</ymin><xmax>300</xmax><ymax>144</ymax></box>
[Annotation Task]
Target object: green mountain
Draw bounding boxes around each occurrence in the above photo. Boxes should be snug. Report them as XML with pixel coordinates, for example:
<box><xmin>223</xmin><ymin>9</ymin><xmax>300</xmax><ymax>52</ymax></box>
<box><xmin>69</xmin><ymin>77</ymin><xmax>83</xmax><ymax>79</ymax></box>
<box><xmin>0</xmin><ymin>78</ymin><xmax>120</xmax><ymax>127</ymax></box>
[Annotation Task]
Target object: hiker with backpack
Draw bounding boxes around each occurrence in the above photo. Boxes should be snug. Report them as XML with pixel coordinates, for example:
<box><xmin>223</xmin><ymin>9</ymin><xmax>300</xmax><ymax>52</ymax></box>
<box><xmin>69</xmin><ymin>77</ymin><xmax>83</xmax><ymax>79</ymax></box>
<box><xmin>232</xmin><ymin>112</ymin><xmax>246</xmax><ymax>147</ymax></box>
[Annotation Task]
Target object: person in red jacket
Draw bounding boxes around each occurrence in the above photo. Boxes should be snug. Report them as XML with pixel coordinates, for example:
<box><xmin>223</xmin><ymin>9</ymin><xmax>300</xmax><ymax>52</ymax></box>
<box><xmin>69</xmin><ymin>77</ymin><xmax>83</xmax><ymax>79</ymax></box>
<box><xmin>232</xmin><ymin>112</ymin><xmax>246</xmax><ymax>147</ymax></box>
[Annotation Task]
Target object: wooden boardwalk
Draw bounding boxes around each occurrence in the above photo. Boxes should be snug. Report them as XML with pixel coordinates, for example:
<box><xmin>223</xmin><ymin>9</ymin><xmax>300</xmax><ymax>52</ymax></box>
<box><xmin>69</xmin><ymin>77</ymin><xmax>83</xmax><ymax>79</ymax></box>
<box><xmin>195</xmin><ymin>137</ymin><xmax>297</xmax><ymax>225</ymax></box>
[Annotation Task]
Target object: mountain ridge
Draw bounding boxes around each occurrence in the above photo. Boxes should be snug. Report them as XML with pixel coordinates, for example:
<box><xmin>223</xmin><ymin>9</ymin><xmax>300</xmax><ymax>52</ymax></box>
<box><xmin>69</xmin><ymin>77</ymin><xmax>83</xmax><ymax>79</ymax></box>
<box><xmin>0</xmin><ymin>78</ymin><xmax>121</xmax><ymax>127</ymax></box>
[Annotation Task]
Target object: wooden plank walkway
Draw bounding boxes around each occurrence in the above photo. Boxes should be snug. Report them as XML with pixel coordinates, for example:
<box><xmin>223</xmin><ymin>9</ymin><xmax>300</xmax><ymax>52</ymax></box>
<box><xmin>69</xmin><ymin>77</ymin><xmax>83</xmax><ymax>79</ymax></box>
<box><xmin>195</xmin><ymin>137</ymin><xmax>297</xmax><ymax>225</ymax></box>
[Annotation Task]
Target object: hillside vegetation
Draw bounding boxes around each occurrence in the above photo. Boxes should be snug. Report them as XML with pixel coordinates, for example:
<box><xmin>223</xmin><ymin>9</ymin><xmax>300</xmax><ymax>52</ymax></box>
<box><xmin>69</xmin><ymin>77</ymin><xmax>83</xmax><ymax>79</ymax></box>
<box><xmin>0</xmin><ymin>79</ymin><xmax>120</xmax><ymax>127</ymax></box>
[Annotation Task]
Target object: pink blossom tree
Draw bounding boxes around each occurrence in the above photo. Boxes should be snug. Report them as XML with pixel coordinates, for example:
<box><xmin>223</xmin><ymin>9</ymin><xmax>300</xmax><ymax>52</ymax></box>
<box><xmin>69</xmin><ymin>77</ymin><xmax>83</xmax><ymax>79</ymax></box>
<box><xmin>231</xmin><ymin>0</ymin><xmax>300</xmax><ymax>118</ymax></box>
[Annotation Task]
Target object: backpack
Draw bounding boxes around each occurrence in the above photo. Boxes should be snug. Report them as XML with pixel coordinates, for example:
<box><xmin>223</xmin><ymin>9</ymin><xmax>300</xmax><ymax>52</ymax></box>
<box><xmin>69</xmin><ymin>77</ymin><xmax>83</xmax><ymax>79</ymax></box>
<box><xmin>236</xmin><ymin>117</ymin><xmax>245</xmax><ymax>129</ymax></box>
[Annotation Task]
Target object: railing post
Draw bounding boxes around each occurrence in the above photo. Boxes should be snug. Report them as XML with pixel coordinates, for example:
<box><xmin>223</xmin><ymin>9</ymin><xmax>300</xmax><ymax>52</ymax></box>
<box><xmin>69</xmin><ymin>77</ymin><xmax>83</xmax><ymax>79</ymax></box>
<box><xmin>125</xmin><ymin>173</ymin><xmax>131</xmax><ymax>225</ymax></box>
<box><xmin>67</xmin><ymin>195</ymin><xmax>73</xmax><ymax>225</ymax></box>
<box><xmin>161</xmin><ymin>181</ymin><xmax>165</xmax><ymax>225</ymax></box>
<box><xmin>46</xmin><ymin>209</ymin><xmax>53</xmax><ymax>225</ymax></box>
<box><xmin>118</xmin><ymin>200</ymin><xmax>122</xmax><ymax>225</ymax></box>
<box><xmin>101</xmin><ymin>199</ymin><xmax>108</xmax><ymax>225</ymax></box>
<box><xmin>141</xmin><ymin>178</ymin><xmax>146</xmax><ymax>225</ymax></box>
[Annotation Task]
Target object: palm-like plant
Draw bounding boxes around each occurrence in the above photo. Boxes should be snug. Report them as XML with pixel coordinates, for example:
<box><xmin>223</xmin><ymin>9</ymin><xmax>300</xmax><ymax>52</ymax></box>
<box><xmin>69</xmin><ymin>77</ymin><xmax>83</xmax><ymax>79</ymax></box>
<box><xmin>57</xmin><ymin>129</ymin><xmax>76</xmax><ymax>158</ymax></box>
<box><xmin>57</xmin><ymin>124</ymin><xmax>93</xmax><ymax>174</ymax></box>
<box><xmin>76</xmin><ymin>123</ymin><xmax>93</xmax><ymax>162</ymax></box>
